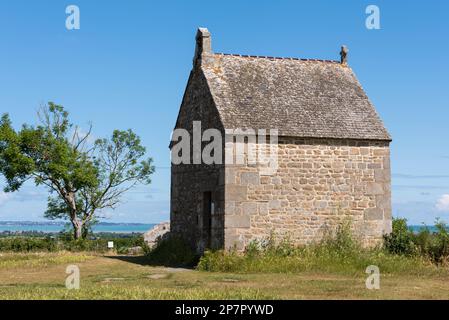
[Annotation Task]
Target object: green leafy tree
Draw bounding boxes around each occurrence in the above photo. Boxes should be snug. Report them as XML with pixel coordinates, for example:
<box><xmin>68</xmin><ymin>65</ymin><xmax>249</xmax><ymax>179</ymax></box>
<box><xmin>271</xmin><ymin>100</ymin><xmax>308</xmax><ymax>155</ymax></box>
<box><xmin>0</xmin><ymin>103</ymin><xmax>154</xmax><ymax>239</ymax></box>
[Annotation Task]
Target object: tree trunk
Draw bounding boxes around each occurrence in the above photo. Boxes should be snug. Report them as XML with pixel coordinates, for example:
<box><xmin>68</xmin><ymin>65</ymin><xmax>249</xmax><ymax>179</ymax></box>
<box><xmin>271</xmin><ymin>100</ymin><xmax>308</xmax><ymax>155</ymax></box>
<box><xmin>65</xmin><ymin>192</ymin><xmax>83</xmax><ymax>240</ymax></box>
<box><xmin>74</xmin><ymin>223</ymin><xmax>82</xmax><ymax>240</ymax></box>
<box><xmin>72</xmin><ymin>219</ymin><xmax>83</xmax><ymax>240</ymax></box>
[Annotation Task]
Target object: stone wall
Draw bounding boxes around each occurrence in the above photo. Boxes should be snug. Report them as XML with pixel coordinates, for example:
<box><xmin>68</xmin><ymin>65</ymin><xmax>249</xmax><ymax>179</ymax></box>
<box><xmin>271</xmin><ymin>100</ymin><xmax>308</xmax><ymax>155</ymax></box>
<box><xmin>170</xmin><ymin>67</ymin><xmax>226</xmax><ymax>252</ymax></box>
<box><xmin>224</xmin><ymin>137</ymin><xmax>392</xmax><ymax>250</ymax></box>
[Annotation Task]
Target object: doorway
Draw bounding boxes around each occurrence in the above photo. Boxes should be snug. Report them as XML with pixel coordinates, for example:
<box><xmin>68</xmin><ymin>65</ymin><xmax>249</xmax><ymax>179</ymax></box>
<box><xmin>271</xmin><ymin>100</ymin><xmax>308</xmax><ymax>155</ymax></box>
<box><xmin>203</xmin><ymin>191</ymin><xmax>212</xmax><ymax>248</ymax></box>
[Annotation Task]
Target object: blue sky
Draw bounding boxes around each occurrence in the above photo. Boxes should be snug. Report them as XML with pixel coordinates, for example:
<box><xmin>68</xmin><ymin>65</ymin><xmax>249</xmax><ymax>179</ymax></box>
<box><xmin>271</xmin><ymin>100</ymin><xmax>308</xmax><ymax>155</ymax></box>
<box><xmin>0</xmin><ymin>0</ymin><xmax>448</xmax><ymax>224</ymax></box>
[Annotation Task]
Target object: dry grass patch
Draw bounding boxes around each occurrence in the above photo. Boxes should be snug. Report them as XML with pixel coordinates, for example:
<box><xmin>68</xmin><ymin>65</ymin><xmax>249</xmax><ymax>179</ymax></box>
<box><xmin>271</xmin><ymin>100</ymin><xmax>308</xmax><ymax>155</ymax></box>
<box><xmin>0</xmin><ymin>252</ymin><xmax>95</xmax><ymax>269</ymax></box>
<box><xmin>2</xmin><ymin>252</ymin><xmax>449</xmax><ymax>300</ymax></box>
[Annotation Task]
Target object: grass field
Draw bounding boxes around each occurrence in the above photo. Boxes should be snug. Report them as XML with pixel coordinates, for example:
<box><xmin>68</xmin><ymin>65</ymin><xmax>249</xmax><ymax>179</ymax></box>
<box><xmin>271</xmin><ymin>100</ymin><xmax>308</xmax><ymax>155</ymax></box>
<box><xmin>1</xmin><ymin>251</ymin><xmax>449</xmax><ymax>299</ymax></box>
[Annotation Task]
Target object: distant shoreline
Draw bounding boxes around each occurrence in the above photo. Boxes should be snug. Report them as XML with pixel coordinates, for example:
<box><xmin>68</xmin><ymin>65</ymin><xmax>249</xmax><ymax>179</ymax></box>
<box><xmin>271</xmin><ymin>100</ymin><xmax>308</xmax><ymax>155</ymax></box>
<box><xmin>0</xmin><ymin>221</ymin><xmax>156</xmax><ymax>234</ymax></box>
<box><xmin>0</xmin><ymin>221</ymin><xmax>155</xmax><ymax>225</ymax></box>
<box><xmin>0</xmin><ymin>221</ymin><xmax>442</xmax><ymax>235</ymax></box>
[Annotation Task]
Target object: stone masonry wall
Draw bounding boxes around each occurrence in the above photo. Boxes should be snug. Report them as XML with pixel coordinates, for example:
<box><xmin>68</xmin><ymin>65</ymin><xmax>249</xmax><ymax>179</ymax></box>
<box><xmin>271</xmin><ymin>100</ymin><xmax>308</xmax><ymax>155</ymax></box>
<box><xmin>170</xmin><ymin>68</ymin><xmax>226</xmax><ymax>252</ymax></box>
<box><xmin>224</xmin><ymin>137</ymin><xmax>392</xmax><ymax>250</ymax></box>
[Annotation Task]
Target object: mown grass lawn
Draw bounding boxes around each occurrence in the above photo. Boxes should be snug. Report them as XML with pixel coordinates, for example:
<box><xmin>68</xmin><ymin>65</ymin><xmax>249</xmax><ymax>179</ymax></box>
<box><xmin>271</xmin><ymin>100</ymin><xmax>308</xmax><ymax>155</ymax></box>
<box><xmin>1</xmin><ymin>252</ymin><xmax>449</xmax><ymax>299</ymax></box>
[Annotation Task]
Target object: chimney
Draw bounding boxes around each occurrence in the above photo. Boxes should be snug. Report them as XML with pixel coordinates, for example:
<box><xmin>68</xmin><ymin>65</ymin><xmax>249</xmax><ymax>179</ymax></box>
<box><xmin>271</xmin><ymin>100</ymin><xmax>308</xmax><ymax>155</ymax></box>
<box><xmin>340</xmin><ymin>45</ymin><xmax>348</xmax><ymax>65</ymax></box>
<box><xmin>193</xmin><ymin>27</ymin><xmax>213</xmax><ymax>67</ymax></box>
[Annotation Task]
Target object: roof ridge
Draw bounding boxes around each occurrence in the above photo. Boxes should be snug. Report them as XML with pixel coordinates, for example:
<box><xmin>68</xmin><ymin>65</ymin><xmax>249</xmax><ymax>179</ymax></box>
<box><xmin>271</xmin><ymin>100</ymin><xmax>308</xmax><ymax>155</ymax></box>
<box><xmin>214</xmin><ymin>52</ymin><xmax>340</xmax><ymax>64</ymax></box>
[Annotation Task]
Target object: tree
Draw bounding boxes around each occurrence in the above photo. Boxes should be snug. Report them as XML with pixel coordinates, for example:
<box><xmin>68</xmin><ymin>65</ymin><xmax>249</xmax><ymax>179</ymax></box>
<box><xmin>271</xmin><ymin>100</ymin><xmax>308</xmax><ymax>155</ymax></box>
<box><xmin>0</xmin><ymin>103</ymin><xmax>154</xmax><ymax>239</ymax></box>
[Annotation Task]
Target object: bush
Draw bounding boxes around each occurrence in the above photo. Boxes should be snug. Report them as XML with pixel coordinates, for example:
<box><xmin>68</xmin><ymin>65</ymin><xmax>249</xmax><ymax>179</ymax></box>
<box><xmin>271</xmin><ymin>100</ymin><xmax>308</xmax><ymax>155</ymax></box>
<box><xmin>383</xmin><ymin>218</ymin><xmax>416</xmax><ymax>255</ymax></box>
<box><xmin>0</xmin><ymin>234</ymin><xmax>147</xmax><ymax>254</ymax></box>
<box><xmin>384</xmin><ymin>218</ymin><xmax>449</xmax><ymax>264</ymax></box>
<box><xmin>0</xmin><ymin>237</ymin><xmax>57</xmax><ymax>252</ymax></box>
<box><xmin>146</xmin><ymin>236</ymin><xmax>198</xmax><ymax>267</ymax></box>
<box><xmin>413</xmin><ymin>226</ymin><xmax>432</xmax><ymax>256</ymax></box>
<box><xmin>321</xmin><ymin>221</ymin><xmax>360</xmax><ymax>253</ymax></box>
<box><xmin>425</xmin><ymin>220</ymin><xmax>449</xmax><ymax>263</ymax></box>
<box><xmin>61</xmin><ymin>235</ymin><xmax>147</xmax><ymax>253</ymax></box>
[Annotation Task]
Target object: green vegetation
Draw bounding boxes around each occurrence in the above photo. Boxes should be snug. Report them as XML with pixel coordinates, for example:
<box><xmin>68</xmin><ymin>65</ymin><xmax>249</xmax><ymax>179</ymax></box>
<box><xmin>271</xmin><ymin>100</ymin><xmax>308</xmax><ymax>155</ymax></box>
<box><xmin>0</xmin><ymin>103</ymin><xmax>154</xmax><ymax>239</ymax></box>
<box><xmin>0</xmin><ymin>234</ymin><xmax>147</xmax><ymax>254</ymax></box>
<box><xmin>0</xmin><ymin>252</ymin><xmax>95</xmax><ymax>269</ymax></box>
<box><xmin>197</xmin><ymin>219</ymin><xmax>449</xmax><ymax>275</ymax></box>
<box><xmin>0</xmin><ymin>237</ymin><xmax>58</xmax><ymax>252</ymax></box>
<box><xmin>197</xmin><ymin>222</ymin><xmax>439</xmax><ymax>276</ymax></box>
<box><xmin>384</xmin><ymin>218</ymin><xmax>449</xmax><ymax>264</ymax></box>
<box><xmin>1</xmin><ymin>286</ymin><xmax>273</xmax><ymax>300</ymax></box>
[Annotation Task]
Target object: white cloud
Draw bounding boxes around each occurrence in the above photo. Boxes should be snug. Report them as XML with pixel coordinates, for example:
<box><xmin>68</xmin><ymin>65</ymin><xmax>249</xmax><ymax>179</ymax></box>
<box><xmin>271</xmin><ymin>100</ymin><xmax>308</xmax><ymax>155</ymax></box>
<box><xmin>0</xmin><ymin>192</ymin><xmax>11</xmax><ymax>207</ymax></box>
<box><xmin>436</xmin><ymin>194</ymin><xmax>449</xmax><ymax>212</ymax></box>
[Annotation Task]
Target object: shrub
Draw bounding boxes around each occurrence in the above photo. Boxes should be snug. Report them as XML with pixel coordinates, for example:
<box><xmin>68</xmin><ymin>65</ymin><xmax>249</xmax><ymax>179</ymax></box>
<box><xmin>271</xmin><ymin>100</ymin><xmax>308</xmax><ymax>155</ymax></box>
<box><xmin>413</xmin><ymin>226</ymin><xmax>432</xmax><ymax>256</ymax></box>
<box><xmin>146</xmin><ymin>236</ymin><xmax>198</xmax><ymax>267</ymax></box>
<box><xmin>425</xmin><ymin>220</ymin><xmax>449</xmax><ymax>263</ymax></box>
<box><xmin>384</xmin><ymin>218</ymin><xmax>449</xmax><ymax>264</ymax></box>
<box><xmin>62</xmin><ymin>239</ymin><xmax>102</xmax><ymax>252</ymax></box>
<box><xmin>0</xmin><ymin>234</ymin><xmax>147</xmax><ymax>254</ymax></box>
<box><xmin>198</xmin><ymin>250</ymin><xmax>244</xmax><ymax>272</ymax></box>
<box><xmin>0</xmin><ymin>237</ymin><xmax>57</xmax><ymax>252</ymax></box>
<box><xmin>61</xmin><ymin>235</ymin><xmax>147</xmax><ymax>253</ymax></box>
<box><xmin>321</xmin><ymin>221</ymin><xmax>359</xmax><ymax>253</ymax></box>
<box><xmin>383</xmin><ymin>218</ymin><xmax>416</xmax><ymax>255</ymax></box>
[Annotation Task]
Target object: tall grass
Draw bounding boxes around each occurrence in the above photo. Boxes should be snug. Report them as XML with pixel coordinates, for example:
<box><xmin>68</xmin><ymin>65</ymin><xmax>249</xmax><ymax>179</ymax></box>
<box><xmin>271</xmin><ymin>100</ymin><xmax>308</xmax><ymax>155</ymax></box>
<box><xmin>197</xmin><ymin>222</ymin><xmax>440</xmax><ymax>276</ymax></box>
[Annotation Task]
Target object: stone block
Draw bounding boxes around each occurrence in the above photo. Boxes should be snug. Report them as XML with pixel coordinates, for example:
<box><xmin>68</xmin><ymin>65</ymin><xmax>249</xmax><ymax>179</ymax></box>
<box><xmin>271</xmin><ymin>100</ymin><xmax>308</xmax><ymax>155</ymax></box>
<box><xmin>226</xmin><ymin>185</ymin><xmax>248</xmax><ymax>201</ymax></box>
<box><xmin>383</xmin><ymin>157</ymin><xmax>391</xmax><ymax>170</ymax></box>
<box><xmin>383</xmin><ymin>219</ymin><xmax>392</xmax><ymax>233</ymax></box>
<box><xmin>373</xmin><ymin>149</ymin><xmax>388</xmax><ymax>156</ymax></box>
<box><xmin>240</xmin><ymin>172</ymin><xmax>260</xmax><ymax>185</ymax></box>
<box><xmin>226</xmin><ymin>215</ymin><xmax>251</xmax><ymax>228</ymax></box>
<box><xmin>225</xmin><ymin>201</ymin><xmax>236</xmax><ymax>215</ymax></box>
<box><xmin>269</xmin><ymin>199</ymin><xmax>282</xmax><ymax>209</ymax></box>
<box><xmin>225</xmin><ymin>168</ymin><xmax>237</xmax><ymax>184</ymax></box>
<box><xmin>258</xmin><ymin>202</ymin><xmax>269</xmax><ymax>215</ymax></box>
<box><xmin>364</xmin><ymin>208</ymin><xmax>383</xmax><ymax>220</ymax></box>
<box><xmin>366</xmin><ymin>182</ymin><xmax>384</xmax><ymax>195</ymax></box>
<box><xmin>314</xmin><ymin>200</ymin><xmax>328</xmax><ymax>209</ymax></box>
<box><xmin>360</xmin><ymin>147</ymin><xmax>370</xmax><ymax>155</ymax></box>
<box><xmin>374</xmin><ymin>169</ymin><xmax>390</xmax><ymax>182</ymax></box>
<box><xmin>375</xmin><ymin>195</ymin><xmax>390</xmax><ymax>210</ymax></box>
<box><xmin>241</xmin><ymin>202</ymin><xmax>258</xmax><ymax>215</ymax></box>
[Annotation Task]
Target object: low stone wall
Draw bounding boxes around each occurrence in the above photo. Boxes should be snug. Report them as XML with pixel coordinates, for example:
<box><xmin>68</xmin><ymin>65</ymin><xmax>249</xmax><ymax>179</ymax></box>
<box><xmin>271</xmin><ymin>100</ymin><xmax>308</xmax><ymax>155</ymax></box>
<box><xmin>144</xmin><ymin>222</ymin><xmax>171</xmax><ymax>248</ymax></box>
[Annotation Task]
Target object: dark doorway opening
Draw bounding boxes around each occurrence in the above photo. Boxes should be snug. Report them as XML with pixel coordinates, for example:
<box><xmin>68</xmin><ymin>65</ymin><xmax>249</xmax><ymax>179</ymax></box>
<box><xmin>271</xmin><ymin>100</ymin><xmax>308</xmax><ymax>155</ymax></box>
<box><xmin>203</xmin><ymin>191</ymin><xmax>212</xmax><ymax>249</ymax></box>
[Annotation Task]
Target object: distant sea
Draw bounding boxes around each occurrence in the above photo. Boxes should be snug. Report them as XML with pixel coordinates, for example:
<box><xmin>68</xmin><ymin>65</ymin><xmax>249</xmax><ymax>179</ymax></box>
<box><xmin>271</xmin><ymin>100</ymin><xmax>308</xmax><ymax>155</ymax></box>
<box><xmin>0</xmin><ymin>221</ymin><xmax>155</xmax><ymax>234</ymax></box>
<box><xmin>409</xmin><ymin>225</ymin><xmax>442</xmax><ymax>233</ymax></box>
<box><xmin>0</xmin><ymin>222</ymin><xmax>441</xmax><ymax>235</ymax></box>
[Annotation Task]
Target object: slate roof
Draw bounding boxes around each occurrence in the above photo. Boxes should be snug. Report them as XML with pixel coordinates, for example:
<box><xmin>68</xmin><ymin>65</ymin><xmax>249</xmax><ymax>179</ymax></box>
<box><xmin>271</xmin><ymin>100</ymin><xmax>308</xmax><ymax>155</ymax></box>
<box><xmin>201</xmin><ymin>53</ymin><xmax>391</xmax><ymax>141</ymax></box>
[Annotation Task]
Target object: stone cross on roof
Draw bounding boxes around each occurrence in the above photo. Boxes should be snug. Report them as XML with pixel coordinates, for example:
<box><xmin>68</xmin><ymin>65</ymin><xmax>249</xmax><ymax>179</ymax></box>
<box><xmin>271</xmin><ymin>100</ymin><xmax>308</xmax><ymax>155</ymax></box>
<box><xmin>340</xmin><ymin>45</ymin><xmax>349</xmax><ymax>65</ymax></box>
